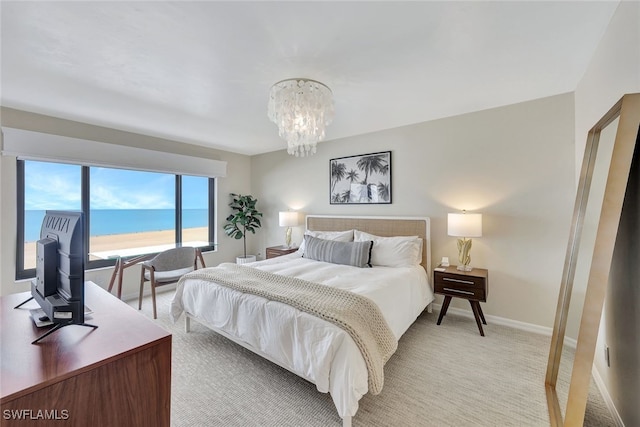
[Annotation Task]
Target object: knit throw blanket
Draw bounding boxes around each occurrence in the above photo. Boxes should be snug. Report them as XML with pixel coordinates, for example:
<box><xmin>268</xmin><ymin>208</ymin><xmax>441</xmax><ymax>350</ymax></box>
<box><xmin>179</xmin><ymin>263</ymin><xmax>398</xmax><ymax>395</ymax></box>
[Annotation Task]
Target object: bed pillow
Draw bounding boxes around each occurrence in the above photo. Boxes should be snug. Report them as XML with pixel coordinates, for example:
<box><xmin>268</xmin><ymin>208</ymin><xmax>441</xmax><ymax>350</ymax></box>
<box><xmin>298</xmin><ymin>229</ymin><xmax>354</xmax><ymax>252</ymax></box>
<box><xmin>302</xmin><ymin>235</ymin><xmax>373</xmax><ymax>268</ymax></box>
<box><xmin>354</xmin><ymin>230</ymin><xmax>423</xmax><ymax>267</ymax></box>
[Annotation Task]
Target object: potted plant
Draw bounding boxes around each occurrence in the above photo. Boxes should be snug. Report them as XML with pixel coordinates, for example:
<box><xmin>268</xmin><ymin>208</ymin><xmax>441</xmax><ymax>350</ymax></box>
<box><xmin>223</xmin><ymin>193</ymin><xmax>263</xmax><ymax>264</ymax></box>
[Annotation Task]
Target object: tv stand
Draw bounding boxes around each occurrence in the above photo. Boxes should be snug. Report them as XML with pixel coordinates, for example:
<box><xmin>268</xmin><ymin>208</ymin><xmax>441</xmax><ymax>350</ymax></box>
<box><xmin>13</xmin><ymin>295</ymin><xmax>33</xmax><ymax>309</ymax></box>
<box><xmin>14</xmin><ymin>295</ymin><xmax>99</xmax><ymax>344</ymax></box>
<box><xmin>31</xmin><ymin>321</ymin><xmax>98</xmax><ymax>344</ymax></box>
<box><xmin>1</xmin><ymin>281</ymin><xmax>171</xmax><ymax>427</ymax></box>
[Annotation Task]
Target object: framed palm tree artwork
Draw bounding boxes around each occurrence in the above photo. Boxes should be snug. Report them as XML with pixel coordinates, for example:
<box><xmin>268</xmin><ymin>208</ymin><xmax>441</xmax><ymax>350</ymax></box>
<box><xmin>330</xmin><ymin>151</ymin><xmax>391</xmax><ymax>204</ymax></box>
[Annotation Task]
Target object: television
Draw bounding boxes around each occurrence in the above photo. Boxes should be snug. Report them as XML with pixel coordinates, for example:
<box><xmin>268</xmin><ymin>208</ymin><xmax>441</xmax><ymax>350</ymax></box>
<box><xmin>17</xmin><ymin>210</ymin><xmax>97</xmax><ymax>343</ymax></box>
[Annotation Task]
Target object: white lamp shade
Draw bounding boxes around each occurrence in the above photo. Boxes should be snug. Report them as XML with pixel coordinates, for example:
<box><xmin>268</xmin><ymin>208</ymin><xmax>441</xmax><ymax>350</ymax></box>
<box><xmin>279</xmin><ymin>211</ymin><xmax>299</xmax><ymax>227</ymax></box>
<box><xmin>448</xmin><ymin>213</ymin><xmax>482</xmax><ymax>238</ymax></box>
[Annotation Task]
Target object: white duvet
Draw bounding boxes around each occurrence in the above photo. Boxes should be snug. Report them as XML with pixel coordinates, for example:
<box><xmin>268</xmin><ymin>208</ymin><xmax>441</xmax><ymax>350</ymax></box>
<box><xmin>170</xmin><ymin>252</ymin><xmax>433</xmax><ymax>418</ymax></box>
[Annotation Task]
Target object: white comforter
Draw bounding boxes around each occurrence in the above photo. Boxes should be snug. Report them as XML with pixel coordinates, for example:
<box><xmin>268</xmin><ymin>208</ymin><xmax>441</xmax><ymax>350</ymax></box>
<box><xmin>170</xmin><ymin>252</ymin><xmax>433</xmax><ymax>418</ymax></box>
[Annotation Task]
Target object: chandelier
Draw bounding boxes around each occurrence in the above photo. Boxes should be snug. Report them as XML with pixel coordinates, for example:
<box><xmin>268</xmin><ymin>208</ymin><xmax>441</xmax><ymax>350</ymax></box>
<box><xmin>267</xmin><ymin>78</ymin><xmax>334</xmax><ymax>157</ymax></box>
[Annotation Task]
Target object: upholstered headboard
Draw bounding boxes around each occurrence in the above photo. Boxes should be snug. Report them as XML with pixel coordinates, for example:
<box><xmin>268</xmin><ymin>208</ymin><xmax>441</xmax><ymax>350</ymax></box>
<box><xmin>305</xmin><ymin>215</ymin><xmax>431</xmax><ymax>275</ymax></box>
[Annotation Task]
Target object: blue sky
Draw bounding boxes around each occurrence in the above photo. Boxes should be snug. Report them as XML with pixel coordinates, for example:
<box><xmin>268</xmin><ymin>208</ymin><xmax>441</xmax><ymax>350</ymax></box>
<box><xmin>25</xmin><ymin>161</ymin><xmax>207</xmax><ymax>210</ymax></box>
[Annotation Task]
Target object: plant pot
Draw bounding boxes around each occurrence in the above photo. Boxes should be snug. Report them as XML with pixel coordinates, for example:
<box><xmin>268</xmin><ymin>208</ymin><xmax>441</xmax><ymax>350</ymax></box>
<box><xmin>236</xmin><ymin>255</ymin><xmax>257</xmax><ymax>264</ymax></box>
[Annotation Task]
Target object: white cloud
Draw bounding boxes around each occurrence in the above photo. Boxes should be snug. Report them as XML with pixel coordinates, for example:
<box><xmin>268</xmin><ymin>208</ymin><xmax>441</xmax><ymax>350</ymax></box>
<box><xmin>25</xmin><ymin>175</ymin><xmax>81</xmax><ymax>210</ymax></box>
<box><xmin>25</xmin><ymin>162</ymin><xmax>179</xmax><ymax>211</ymax></box>
<box><xmin>90</xmin><ymin>185</ymin><xmax>173</xmax><ymax>209</ymax></box>
<box><xmin>90</xmin><ymin>169</ymin><xmax>174</xmax><ymax>209</ymax></box>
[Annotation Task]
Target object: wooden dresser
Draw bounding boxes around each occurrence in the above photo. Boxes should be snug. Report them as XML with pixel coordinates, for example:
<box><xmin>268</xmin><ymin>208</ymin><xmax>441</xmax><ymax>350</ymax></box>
<box><xmin>1</xmin><ymin>281</ymin><xmax>171</xmax><ymax>426</ymax></box>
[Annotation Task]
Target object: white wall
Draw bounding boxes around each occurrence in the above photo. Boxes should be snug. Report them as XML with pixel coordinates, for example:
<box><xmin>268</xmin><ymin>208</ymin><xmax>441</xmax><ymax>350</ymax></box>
<box><xmin>575</xmin><ymin>1</ymin><xmax>640</xmax><ymax>172</ymax></box>
<box><xmin>573</xmin><ymin>2</ymin><xmax>640</xmax><ymax>425</ymax></box>
<box><xmin>251</xmin><ymin>93</ymin><xmax>575</xmax><ymax>328</ymax></box>
<box><xmin>0</xmin><ymin>107</ymin><xmax>252</xmax><ymax>298</ymax></box>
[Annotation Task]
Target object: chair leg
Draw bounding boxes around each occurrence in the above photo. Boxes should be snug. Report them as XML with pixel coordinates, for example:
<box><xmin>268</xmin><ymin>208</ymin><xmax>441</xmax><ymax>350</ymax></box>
<box><xmin>150</xmin><ymin>275</ymin><xmax>158</xmax><ymax>320</ymax></box>
<box><xmin>196</xmin><ymin>248</ymin><xmax>206</xmax><ymax>269</ymax></box>
<box><xmin>138</xmin><ymin>267</ymin><xmax>145</xmax><ymax>310</ymax></box>
<box><xmin>108</xmin><ymin>257</ymin><xmax>121</xmax><ymax>294</ymax></box>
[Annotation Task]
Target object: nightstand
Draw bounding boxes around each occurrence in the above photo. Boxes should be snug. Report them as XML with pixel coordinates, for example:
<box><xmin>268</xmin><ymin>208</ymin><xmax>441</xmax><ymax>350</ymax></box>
<box><xmin>434</xmin><ymin>265</ymin><xmax>489</xmax><ymax>336</ymax></box>
<box><xmin>266</xmin><ymin>245</ymin><xmax>298</xmax><ymax>259</ymax></box>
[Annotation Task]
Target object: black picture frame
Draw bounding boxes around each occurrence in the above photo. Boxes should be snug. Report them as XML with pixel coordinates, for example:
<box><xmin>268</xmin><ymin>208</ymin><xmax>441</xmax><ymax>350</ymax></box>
<box><xmin>330</xmin><ymin>151</ymin><xmax>392</xmax><ymax>204</ymax></box>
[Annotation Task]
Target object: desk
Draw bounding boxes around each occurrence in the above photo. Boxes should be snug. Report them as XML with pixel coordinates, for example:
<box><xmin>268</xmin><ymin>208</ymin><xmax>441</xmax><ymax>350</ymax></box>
<box><xmin>1</xmin><ymin>282</ymin><xmax>171</xmax><ymax>426</ymax></box>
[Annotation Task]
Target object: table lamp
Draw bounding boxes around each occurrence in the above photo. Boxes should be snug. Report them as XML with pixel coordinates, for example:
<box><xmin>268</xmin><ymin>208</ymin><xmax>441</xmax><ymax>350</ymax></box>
<box><xmin>448</xmin><ymin>210</ymin><xmax>482</xmax><ymax>271</ymax></box>
<box><xmin>279</xmin><ymin>211</ymin><xmax>299</xmax><ymax>248</ymax></box>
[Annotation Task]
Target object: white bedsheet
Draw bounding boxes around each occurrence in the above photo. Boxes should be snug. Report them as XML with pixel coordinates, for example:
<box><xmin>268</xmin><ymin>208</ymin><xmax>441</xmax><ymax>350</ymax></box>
<box><xmin>170</xmin><ymin>252</ymin><xmax>433</xmax><ymax>418</ymax></box>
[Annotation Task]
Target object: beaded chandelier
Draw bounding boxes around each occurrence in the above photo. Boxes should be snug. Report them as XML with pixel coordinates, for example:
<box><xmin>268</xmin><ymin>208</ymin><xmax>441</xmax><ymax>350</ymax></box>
<box><xmin>267</xmin><ymin>78</ymin><xmax>334</xmax><ymax>157</ymax></box>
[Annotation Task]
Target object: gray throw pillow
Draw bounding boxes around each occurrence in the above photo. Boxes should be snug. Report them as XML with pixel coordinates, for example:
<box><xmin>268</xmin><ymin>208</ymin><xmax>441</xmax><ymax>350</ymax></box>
<box><xmin>302</xmin><ymin>235</ymin><xmax>373</xmax><ymax>268</ymax></box>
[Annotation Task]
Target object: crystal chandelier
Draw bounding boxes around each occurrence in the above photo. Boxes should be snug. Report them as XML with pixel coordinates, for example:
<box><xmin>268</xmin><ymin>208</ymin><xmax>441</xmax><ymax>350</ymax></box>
<box><xmin>267</xmin><ymin>78</ymin><xmax>334</xmax><ymax>157</ymax></box>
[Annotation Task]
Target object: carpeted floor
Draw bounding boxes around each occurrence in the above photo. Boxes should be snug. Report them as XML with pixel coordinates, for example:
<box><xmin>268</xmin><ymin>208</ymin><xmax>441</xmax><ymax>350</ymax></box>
<box><xmin>130</xmin><ymin>290</ymin><xmax>615</xmax><ymax>427</ymax></box>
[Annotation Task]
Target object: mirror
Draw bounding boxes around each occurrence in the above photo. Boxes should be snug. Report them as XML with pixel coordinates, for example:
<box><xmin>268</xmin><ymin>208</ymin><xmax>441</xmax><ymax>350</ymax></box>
<box><xmin>552</xmin><ymin>116</ymin><xmax>618</xmax><ymax>419</ymax></box>
<box><xmin>546</xmin><ymin>93</ymin><xmax>640</xmax><ymax>426</ymax></box>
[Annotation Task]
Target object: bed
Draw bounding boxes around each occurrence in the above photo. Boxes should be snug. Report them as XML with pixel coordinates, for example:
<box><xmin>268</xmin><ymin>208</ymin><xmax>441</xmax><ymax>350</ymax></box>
<box><xmin>170</xmin><ymin>215</ymin><xmax>433</xmax><ymax>426</ymax></box>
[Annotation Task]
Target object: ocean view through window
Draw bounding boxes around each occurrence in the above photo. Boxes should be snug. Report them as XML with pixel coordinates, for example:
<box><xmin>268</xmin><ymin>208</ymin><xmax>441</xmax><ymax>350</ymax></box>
<box><xmin>181</xmin><ymin>175</ymin><xmax>210</xmax><ymax>245</ymax></box>
<box><xmin>18</xmin><ymin>160</ymin><xmax>215</xmax><ymax>278</ymax></box>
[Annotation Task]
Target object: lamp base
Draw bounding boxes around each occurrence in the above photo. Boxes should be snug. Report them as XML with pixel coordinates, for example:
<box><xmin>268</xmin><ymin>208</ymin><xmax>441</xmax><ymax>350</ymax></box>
<box><xmin>284</xmin><ymin>227</ymin><xmax>292</xmax><ymax>248</ymax></box>
<box><xmin>456</xmin><ymin>238</ymin><xmax>473</xmax><ymax>272</ymax></box>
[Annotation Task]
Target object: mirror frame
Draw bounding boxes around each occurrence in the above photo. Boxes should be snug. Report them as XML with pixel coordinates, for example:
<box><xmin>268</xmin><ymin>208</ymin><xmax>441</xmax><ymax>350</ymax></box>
<box><xmin>545</xmin><ymin>93</ymin><xmax>640</xmax><ymax>426</ymax></box>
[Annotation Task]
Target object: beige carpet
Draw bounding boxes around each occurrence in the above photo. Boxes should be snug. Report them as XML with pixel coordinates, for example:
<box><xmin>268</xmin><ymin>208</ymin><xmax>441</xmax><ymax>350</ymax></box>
<box><xmin>131</xmin><ymin>290</ymin><xmax>615</xmax><ymax>427</ymax></box>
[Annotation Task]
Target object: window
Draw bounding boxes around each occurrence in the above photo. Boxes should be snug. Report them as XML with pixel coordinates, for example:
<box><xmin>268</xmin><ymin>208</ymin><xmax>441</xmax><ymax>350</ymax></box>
<box><xmin>181</xmin><ymin>175</ymin><xmax>211</xmax><ymax>246</ymax></box>
<box><xmin>19</xmin><ymin>161</ymin><xmax>82</xmax><ymax>272</ymax></box>
<box><xmin>88</xmin><ymin>167</ymin><xmax>177</xmax><ymax>263</ymax></box>
<box><xmin>17</xmin><ymin>160</ymin><xmax>215</xmax><ymax>279</ymax></box>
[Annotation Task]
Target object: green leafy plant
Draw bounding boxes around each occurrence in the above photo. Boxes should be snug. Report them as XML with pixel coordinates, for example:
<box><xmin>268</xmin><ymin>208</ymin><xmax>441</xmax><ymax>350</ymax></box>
<box><xmin>223</xmin><ymin>193</ymin><xmax>263</xmax><ymax>258</ymax></box>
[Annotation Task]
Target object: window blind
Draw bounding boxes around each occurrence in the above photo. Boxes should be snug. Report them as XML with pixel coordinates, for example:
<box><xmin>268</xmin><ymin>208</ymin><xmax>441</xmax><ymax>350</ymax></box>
<box><xmin>1</xmin><ymin>127</ymin><xmax>227</xmax><ymax>178</ymax></box>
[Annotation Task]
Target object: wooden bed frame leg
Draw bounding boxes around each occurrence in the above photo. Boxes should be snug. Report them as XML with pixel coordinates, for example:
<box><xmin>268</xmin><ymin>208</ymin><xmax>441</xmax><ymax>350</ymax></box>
<box><xmin>342</xmin><ymin>416</ymin><xmax>352</xmax><ymax>427</ymax></box>
<box><xmin>185</xmin><ymin>316</ymin><xmax>191</xmax><ymax>333</ymax></box>
<box><xmin>427</xmin><ymin>302</ymin><xmax>433</xmax><ymax>314</ymax></box>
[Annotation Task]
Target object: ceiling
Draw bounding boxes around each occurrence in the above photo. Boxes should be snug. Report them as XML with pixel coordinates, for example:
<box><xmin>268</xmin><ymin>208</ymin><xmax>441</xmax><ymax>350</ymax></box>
<box><xmin>1</xmin><ymin>1</ymin><xmax>619</xmax><ymax>156</ymax></box>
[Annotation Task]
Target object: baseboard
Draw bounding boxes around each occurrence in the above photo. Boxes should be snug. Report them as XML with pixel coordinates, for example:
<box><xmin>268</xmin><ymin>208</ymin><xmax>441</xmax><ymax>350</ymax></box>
<box><xmin>592</xmin><ymin>366</ymin><xmax>625</xmax><ymax>427</ymax></box>
<box><xmin>431</xmin><ymin>302</ymin><xmax>553</xmax><ymax>336</ymax></box>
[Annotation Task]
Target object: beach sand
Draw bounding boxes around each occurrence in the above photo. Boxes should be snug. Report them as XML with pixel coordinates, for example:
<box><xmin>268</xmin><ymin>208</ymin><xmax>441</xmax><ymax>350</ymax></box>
<box><xmin>24</xmin><ymin>227</ymin><xmax>208</xmax><ymax>269</ymax></box>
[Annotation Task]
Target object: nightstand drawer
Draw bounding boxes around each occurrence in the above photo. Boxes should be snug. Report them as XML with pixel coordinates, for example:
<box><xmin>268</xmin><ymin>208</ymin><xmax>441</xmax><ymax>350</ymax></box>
<box><xmin>434</xmin><ymin>280</ymin><xmax>486</xmax><ymax>301</ymax></box>
<box><xmin>435</xmin><ymin>273</ymin><xmax>485</xmax><ymax>288</ymax></box>
<box><xmin>266</xmin><ymin>246</ymin><xmax>298</xmax><ymax>259</ymax></box>
<box><xmin>434</xmin><ymin>268</ymin><xmax>488</xmax><ymax>302</ymax></box>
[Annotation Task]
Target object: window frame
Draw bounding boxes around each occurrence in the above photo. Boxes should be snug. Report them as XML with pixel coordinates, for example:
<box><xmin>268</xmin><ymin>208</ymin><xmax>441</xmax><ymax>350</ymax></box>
<box><xmin>16</xmin><ymin>160</ymin><xmax>216</xmax><ymax>280</ymax></box>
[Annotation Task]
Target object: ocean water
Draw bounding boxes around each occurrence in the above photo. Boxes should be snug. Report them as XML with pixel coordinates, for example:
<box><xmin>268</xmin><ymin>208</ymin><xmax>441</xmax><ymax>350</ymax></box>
<box><xmin>25</xmin><ymin>209</ymin><xmax>207</xmax><ymax>242</ymax></box>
